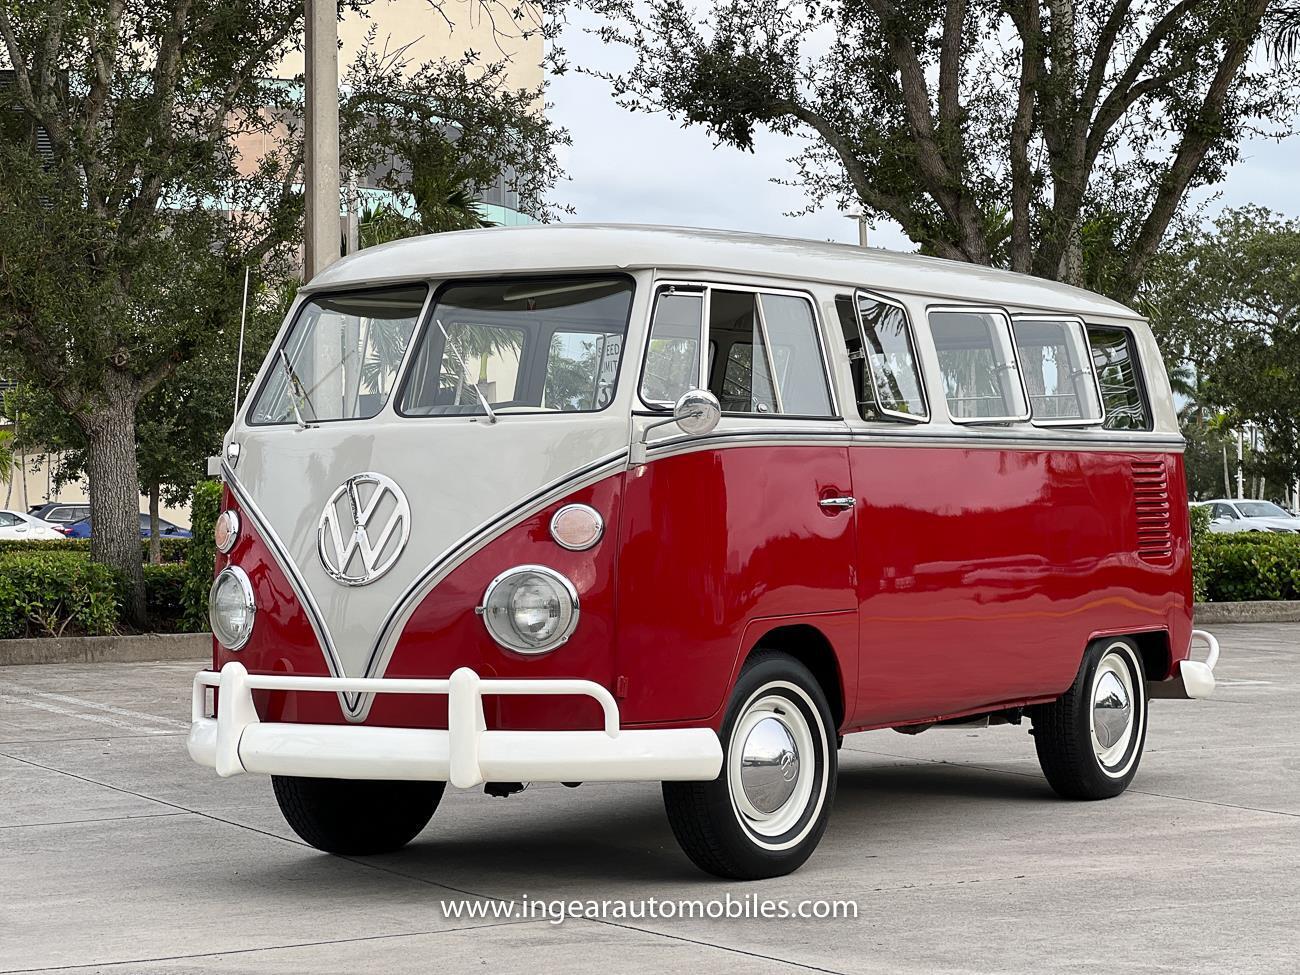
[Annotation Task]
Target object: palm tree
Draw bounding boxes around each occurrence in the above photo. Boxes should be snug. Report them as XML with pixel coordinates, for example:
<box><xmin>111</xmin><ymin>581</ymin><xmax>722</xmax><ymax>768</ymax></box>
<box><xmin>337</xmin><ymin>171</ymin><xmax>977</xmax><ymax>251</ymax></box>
<box><xmin>1269</xmin><ymin>2</ymin><xmax>1300</xmax><ymax>61</ymax></box>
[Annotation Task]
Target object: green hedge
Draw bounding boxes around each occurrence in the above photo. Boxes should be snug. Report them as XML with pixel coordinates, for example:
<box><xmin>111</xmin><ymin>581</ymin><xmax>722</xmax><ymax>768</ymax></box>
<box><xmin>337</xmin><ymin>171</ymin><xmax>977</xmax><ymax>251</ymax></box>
<box><xmin>182</xmin><ymin>480</ymin><xmax>222</xmax><ymax>632</ymax></box>
<box><xmin>0</xmin><ymin>551</ymin><xmax>121</xmax><ymax>638</ymax></box>
<box><xmin>0</xmin><ymin>537</ymin><xmax>189</xmax><ymax>563</ymax></box>
<box><xmin>0</xmin><ymin>551</ymin><xmax>196</xmax><ymax>638</ymax></box>
<box><xmin>1197</xmin><ymin>533</ymin><xmax>1300</xmax><ymax>602</ymax></box>
<box><xmin>143</xmin><ymin>562</ymin><xmax>189</xmax><ymax>632</ymax></box>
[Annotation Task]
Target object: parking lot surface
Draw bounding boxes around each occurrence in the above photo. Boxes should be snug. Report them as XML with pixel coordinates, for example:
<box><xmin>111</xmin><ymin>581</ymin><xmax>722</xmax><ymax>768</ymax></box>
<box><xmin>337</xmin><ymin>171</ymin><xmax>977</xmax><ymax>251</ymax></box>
<box><xmin>1</xmin><ymin>623</ymin><xmax>1297</xmax><ymax>974</ymax></box>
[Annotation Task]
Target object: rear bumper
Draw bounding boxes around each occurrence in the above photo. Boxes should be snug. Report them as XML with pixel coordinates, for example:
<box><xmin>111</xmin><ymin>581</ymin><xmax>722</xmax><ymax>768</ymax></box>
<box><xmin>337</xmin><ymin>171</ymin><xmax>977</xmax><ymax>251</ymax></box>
<box><xmin>1148</xmin><ymin>629</ymin><xmax>1219</xmax><ymax>700</ymax></box>
<box><xmin>187</xmin><ymin>663</ymin><xmax>723</xmax><ymax>787</ymax></box>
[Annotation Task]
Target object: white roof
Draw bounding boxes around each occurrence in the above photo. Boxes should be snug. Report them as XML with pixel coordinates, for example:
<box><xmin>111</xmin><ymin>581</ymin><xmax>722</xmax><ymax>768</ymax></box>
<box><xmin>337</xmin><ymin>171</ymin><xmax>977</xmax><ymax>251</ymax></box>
<box><xmin>307</xmin><ymin>223</ymin><xmax>1143</xmax><ymax>321</ymax></box>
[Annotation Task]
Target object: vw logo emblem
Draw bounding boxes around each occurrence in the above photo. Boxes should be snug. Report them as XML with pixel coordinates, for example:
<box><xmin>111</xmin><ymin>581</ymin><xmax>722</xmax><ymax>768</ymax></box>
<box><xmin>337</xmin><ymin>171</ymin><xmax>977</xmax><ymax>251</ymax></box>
<box><xmin>317</xmin><ymin>472</ymin><xmax>411</xmax><ymax>586</ymax></box>
<box><xmin>778</xmin><ymin>750</ymin><xmax>798</xmax><ymax>782</ymax></box>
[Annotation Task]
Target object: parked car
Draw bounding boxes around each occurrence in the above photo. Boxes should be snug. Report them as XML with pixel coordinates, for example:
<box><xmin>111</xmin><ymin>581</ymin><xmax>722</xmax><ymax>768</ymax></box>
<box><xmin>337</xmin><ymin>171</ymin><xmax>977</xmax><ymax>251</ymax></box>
<box><xmin>63</xmin><ymin>513</ymin><xmax>193</xmax><ymax>539</ymax></box>
<box><xmin>1194</xmin><ymin>499</ymin><xmax>1300</xmax><ymax>534</ymax></box>
<box><xmin>189</xmin><ymin>224</ymin><xmax>1218</xmax><ymax>880</ymax></box>
<box><xmin>28</xmin><ymin>501</ymin><xmax>91</xmax><ymax>526</ymax></box>
<box><xmin>0</xmin><ymin>509</ymin><xmax>68</xmax><ymax>540</ymax></box>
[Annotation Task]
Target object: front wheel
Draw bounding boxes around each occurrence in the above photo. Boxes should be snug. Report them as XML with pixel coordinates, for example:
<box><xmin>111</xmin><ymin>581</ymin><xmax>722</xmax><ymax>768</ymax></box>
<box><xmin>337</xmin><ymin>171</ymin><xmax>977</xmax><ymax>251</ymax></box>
<box><xmin>1031</xmin><ymin>638</ymin><xmax>1148</xmax><ymax>800</ymax></box>
<box><xmin>272</xmin><ymin>776</ymin><xmax>444</xmax><ymax>855</ymax></box>
<box><xmin>663</xmin><ymin>652</ymin><xmax>837</xmax><ymax>879</ymax></box>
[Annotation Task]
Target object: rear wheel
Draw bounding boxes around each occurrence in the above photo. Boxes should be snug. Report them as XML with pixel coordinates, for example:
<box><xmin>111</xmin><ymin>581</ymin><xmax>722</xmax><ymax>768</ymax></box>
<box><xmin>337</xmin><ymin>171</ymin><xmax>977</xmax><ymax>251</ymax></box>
<box><xmin>1031</xmin><ymin>638</ymin><xmax>1148</xmax><ymax>799</ymax></box>
<box><xmin>663</xmin><ymin>652</ymin><xmax>837</xmax><ymax>879</ymax></box>
<box><xmin>272</xmin><ymin>776</ymin><xmax>444</xmax><ymax>855</ymax></box>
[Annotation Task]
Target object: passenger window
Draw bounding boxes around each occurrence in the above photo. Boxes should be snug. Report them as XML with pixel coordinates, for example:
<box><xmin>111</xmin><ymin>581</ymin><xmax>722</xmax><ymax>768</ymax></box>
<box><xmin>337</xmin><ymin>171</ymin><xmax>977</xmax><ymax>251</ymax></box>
<box><xmin>757</xmin><ymin>294</ymin><xmax>832</xmax><ymax>415</ymax></box>
<box><xmin>844</xmin><ymin>292</ymin><xmax>927</xmax><ymax>421</ymax></box>
<box><xmin>1011</xmin><ymin>317</ymin><xmax>1103</xmax><ymax>424</ymax></box>
<box><xmin>1087</xmin><ymin>326</ymin><xmax>1152</xmax><ymax>431</ymax></box>
<box><xmin>928</xmin><ymin>309</ymin><xmax>1029</xmax><ymax>423</ymax></box>
<box><xmin>708</xmin><ymin>291</ymin><xmax>777</xmax><ymax>413</ymax></box>
<box><xmin>641</xmin><ymin>289</ymin><xmax>704</xmax><ymax>405</ymax></box>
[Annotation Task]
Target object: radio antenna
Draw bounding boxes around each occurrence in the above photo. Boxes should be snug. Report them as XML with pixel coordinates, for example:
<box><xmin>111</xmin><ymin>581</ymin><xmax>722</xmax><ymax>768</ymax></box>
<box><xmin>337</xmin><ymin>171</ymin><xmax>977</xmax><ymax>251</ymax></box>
<box><xmin>233</xmin><ymin>266</ymin><xmax>250</xmax><ymax>424</ymax></box>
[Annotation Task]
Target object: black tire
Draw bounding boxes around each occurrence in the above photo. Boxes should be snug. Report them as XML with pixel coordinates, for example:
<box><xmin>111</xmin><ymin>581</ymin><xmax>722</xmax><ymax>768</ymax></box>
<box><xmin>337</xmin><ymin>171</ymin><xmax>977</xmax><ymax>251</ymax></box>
<box><xmin>272</xmin><ymin>776</ymin><xmax>444</xmax><ymax>855</ymax></box>
<box><xmin>1031</xmin><ymin>637</ymin><xmax>1148</xmax><ymax>800</ymax></box>
<box><xmin>663</xmin><ymin>652</ymin><xmax>837</xmax><ymax>880</ymax></box>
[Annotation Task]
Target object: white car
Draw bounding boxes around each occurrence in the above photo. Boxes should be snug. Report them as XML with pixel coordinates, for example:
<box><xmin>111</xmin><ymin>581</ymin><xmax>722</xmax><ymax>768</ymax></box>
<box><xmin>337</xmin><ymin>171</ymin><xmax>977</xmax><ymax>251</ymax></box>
<box><xmin>1196</xmin><ymin>499</ymin><xmax>1300</xmax><ymax>534</ymax></box>
<box><xmin>0</xmin><ymin>509</ymin><xmax>68</xmax><ymax>540</ymax></box>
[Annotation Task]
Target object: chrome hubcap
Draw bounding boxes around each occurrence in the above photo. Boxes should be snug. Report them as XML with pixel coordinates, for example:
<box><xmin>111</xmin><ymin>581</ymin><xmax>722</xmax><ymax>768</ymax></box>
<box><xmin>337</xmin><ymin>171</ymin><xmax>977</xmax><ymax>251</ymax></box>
<box><xmin>1090</xmin><ymin>652</ymin><xmax>1138</xmax><ymax>771</ymax></box>
<box><xmin>727</xmin><ymin>686</ymin><xmax>824</xmax><ymax>846</ymax></box>
<box><xmin>740</xmin><ymin>716</ymin><xmax>801</xmax><ymax>814</ymax></box>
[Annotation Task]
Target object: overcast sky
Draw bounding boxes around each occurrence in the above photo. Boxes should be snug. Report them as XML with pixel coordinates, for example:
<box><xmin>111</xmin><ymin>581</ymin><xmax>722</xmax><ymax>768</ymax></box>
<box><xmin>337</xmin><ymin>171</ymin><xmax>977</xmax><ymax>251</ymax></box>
<box><xmin>546</xmin><ymin>23</ymin><xmax>1300</xmax><ymax>251</ymax></box>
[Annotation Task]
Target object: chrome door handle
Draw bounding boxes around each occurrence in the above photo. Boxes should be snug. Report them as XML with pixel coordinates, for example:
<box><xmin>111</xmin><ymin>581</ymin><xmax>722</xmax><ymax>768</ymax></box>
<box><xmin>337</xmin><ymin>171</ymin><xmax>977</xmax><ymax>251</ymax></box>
<box><xmin>818</xmin><ymin>497</ymin><xmax>856</xmax><ymax>510</ymax></box>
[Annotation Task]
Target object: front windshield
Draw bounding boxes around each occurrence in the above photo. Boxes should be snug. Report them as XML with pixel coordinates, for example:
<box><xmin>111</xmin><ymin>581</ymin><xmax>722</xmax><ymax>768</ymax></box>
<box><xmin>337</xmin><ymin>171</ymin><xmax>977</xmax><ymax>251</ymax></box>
<box><xmin>398</xmin><ymin>277</ymin><xmax>634</xmax><ymax>417</ymax></box>
<box><xmin>1237</xmin><ymin>501</ymin><xmax>1291</xmax><ymax>519</ymax></box>
<box><xmin>249</xmin><ymin>285</ymin><xmax>427</xmax><ymax>425</ymax></box>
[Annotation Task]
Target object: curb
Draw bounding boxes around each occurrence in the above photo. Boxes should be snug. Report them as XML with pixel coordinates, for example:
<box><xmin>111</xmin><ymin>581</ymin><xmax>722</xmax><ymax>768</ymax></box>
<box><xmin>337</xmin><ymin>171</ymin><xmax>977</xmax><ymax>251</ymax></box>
<box><xmin>1194</xmin><ymin>601</ymin><xmax>1300</xmax><ymax>624</ymax></box>
<box><xmin>0</xmin><ymin>632</ymin><xmax>210</xmax><ymax>667</ymax></box>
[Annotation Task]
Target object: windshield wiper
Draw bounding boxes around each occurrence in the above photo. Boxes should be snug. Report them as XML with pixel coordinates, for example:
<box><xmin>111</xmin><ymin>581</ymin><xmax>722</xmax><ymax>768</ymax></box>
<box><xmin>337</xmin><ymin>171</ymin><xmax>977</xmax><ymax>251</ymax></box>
<box><xmin>436</xmin><ymin>319</ymin><xmax>497</xmax><ymax>425</ymax></box>
<box><xmin>278</xmin><ymin>348</ymin><xmax>316</xmax><ymax>429</ymax></box>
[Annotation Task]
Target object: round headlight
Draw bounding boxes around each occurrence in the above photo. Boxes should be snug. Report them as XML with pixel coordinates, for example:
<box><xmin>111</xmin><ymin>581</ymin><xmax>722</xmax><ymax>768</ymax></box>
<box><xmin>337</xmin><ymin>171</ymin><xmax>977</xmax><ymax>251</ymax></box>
<box><xmin>479</xmin><ymin>565</ymin><xmax>579</xmax><ymax>655</ymax></box>
<box><xmin>550</xmin><ymin>504</ymin><xmax>604</xmax><ymax>551</ymax></box>
<box><xmin>214</xmin><ymin>510</ymin><xmax>240</xmax><ymax>554</ymax></box>
<box><xmin>209</xmin><ymin>566</ymin><xmax>255</xmax><ymax>650</ymax></box>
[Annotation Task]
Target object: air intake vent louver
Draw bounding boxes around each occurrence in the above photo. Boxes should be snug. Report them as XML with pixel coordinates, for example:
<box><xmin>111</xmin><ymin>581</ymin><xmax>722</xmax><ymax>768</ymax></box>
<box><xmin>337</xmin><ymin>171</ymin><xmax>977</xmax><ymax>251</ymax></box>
<box><xmin>1132</xmin><ymin>460</ymin><xmax>1173</xmax><ymax>564</ymax></box>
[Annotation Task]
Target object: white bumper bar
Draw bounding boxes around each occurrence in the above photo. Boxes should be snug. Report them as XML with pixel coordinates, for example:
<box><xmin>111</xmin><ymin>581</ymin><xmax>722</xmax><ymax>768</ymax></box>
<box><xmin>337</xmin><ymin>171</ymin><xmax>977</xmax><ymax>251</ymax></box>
<box><xmin>1148</xmin><ymin>629</ymin><xmax>1219</xmax><ymax>700</ymax></box>
<box><xmin>188</xmin><ymin>663</ymin><xmax>723</xmax><ymax>788</ymax></box>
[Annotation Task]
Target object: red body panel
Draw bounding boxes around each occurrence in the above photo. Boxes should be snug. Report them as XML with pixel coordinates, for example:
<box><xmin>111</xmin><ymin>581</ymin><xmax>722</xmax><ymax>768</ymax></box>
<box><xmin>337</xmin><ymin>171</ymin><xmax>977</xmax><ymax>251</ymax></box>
<box><xmin>849</xmin><ymin>446</ymin><xmax>1191</xmax><ymax>727</ymax></box>
<box><xmin>214</xmin><ymin>444</ymin><xmax>1192</xmax><ymax>736</ymax></box>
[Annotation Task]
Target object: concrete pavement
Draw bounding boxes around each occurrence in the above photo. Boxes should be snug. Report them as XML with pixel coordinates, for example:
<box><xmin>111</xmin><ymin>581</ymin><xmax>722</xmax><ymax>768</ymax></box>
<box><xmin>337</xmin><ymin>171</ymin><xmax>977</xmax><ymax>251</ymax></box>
<box><xmin>1</xmin><ymin>624</ymin><xmax>1296</xmax><ymax>974</ymax></box>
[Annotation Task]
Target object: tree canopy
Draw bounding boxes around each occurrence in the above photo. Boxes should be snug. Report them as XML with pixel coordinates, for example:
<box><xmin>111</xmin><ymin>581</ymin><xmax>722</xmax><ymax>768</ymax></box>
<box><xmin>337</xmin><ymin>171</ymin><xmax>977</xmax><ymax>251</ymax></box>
<box><xmin>1145</xmin><ymin>206</ymin><xmax>1300</xmax><ymax>496</ymax></box>
<box><xmin>585</xmin><ymin>0</ymin><xmax>1299</xmax><ymax>299</ymax></box>
<box><xmin>0</xmin><ymin>0</ymin><xmax>565</xmax><ymax>619</ymax></box>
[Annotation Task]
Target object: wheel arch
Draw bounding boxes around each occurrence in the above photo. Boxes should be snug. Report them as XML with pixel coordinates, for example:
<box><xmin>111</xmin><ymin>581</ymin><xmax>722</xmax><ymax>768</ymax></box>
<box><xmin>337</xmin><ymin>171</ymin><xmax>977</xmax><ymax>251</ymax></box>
<box><xmin>745</xmin><ymin>622</ymin><xmax>847</xmax><ymax>731</ymax></box>
<box><xmin>1085</xmin><ymin>628</ymin><xmax>1172</xmax><ymax>683</ymax></box>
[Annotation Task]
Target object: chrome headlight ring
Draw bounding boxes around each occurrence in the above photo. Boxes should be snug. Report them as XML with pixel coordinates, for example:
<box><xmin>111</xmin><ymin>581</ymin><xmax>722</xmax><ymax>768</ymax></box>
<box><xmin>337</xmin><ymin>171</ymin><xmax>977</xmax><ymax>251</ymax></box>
<box><xmin>209</xmin><ymin>565</ymin><xmax>256</xmax><ymax>651</ymax></box>
<box><xmin>477</xmin><ymin>564</ymin><xmax>579</xmax><ymax>655</ymax></box>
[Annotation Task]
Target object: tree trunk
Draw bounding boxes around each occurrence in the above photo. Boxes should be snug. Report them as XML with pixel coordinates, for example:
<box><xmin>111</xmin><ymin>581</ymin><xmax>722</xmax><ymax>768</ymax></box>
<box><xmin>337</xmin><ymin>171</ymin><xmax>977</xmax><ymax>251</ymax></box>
<box><xmin>148</xmin><ymin>482</ymin><xmax>162</xmax><ymax>565</ymax></box>
<box><xmin>83</xmin><ymin>389</ymin><xmax>146</xmax><ymax>626</ymax></box>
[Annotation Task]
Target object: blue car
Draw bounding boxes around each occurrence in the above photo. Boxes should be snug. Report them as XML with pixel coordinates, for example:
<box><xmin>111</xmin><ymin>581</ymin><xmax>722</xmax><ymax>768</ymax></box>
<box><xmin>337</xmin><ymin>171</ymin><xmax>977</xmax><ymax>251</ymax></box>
<box><xmin>63</xmin><ymin>513</ymin><xmax>193</xmax><ymax>539</ymax></box>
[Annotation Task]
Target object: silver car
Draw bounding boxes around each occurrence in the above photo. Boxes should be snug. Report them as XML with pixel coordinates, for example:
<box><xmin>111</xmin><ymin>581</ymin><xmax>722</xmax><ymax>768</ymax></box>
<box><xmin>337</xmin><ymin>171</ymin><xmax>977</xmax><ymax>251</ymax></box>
<box><xmin>1196</xmin><ymin>499</ymin><xmax>1300</xmax><ymax>534</ymax></box>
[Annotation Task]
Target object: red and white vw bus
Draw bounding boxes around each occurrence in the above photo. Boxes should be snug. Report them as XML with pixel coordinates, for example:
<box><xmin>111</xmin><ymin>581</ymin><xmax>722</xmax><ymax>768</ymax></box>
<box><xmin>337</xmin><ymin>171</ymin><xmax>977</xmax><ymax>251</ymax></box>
<box><xmin>191</xmin><ymin>225</ymin><xmax>1218</xmax><ymax>879</ymax></box>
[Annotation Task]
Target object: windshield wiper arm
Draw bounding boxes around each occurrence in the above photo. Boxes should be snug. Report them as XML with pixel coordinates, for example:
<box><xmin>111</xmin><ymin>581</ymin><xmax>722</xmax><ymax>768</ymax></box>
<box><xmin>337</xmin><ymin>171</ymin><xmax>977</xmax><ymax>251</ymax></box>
<box><xmin>436</xmin><ymin>319</ymin><xmax>497</xmax><ymax>425</ymax></box>
<box><xmin>278</xmin><ymin>348</ymin><xmax>316</xmax><ymax>429</ymax></box>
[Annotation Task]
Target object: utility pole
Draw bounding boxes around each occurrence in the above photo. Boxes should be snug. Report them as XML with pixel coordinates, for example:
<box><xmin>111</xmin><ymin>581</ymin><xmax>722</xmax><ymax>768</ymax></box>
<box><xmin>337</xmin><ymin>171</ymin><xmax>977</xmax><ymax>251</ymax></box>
<box><xmin>1236</xmin><ymin>427</ymin><xmax>1245</xmax><ymax>500</ymax></box>
<box><xmin>304</xmin><ymin>0</ymin><xmax>341</xmax><ymax>281</ymax></box>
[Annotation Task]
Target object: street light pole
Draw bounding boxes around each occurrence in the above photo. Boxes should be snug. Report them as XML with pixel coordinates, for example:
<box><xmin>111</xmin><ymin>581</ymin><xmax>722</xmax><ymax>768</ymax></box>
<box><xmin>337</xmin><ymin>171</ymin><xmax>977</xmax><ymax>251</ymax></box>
<box><xmin>303</xmin><ymin>0</ymin><xmax>340</xmax><ymax>281</ymax></box>
<box><xmin>845</xmin><ymin>212</ymin><xmax>869</xmax><ymax>247</ymax></box>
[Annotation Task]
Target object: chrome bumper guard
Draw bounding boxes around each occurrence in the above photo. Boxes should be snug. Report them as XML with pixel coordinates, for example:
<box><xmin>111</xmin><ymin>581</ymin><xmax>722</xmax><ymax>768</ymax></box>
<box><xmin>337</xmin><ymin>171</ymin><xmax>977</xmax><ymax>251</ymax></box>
<box><xmin>188</xmin><ymin>662</ymin><xmax>723</xmax><ymax>787</ymax></box>
<box><xmin>1148</xmin><ymin>629</ymin><xmax>1219</xmax><ymax>700</ymax></box>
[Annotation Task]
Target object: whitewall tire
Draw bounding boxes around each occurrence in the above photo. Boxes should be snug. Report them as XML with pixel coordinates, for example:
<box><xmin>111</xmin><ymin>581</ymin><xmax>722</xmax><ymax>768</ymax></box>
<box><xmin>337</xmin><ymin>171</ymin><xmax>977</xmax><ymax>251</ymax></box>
<box><xmin>663</xmin><ymin>652</ymin><xmax>837</xmax><ymax>879</ymax></box>
<box><xmin>1031</xmin><ymin>638</ymin><xmax>1149</xmax><ymax>800</ymax></box>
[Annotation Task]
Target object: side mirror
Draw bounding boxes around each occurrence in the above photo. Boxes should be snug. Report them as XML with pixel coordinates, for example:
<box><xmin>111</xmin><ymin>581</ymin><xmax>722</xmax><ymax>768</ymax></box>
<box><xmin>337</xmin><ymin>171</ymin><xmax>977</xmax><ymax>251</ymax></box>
<box><xmin>630</xmin><ymin>388</ymin><xmax>722</xmax><ymax>466</ymax></box>
<box><xmin>672</xmin><ymin>389</ymin><xmax>721</xmax><ymax>437</ymax></box>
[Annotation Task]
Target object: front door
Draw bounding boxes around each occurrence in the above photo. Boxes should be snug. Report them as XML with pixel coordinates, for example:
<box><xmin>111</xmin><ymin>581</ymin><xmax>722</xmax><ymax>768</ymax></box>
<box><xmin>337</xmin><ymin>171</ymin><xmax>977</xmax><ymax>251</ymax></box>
<box><xmin>616</xmin><ymin>282</ymin><xmax>858</xmax><ymax>726</ymax></box>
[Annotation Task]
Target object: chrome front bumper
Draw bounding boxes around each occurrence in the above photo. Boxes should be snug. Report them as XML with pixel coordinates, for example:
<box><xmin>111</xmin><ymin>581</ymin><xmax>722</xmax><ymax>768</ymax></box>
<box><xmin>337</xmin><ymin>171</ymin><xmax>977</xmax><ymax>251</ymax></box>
<box><xmin>187</xmin><ymin>663</ymin><xmax>723</xmax><ymax>787</ymax></box>
<box><xmin>1148</xmin><ymin>629</ymin><xmax>1220</xmax><ymax>700</ymax></box>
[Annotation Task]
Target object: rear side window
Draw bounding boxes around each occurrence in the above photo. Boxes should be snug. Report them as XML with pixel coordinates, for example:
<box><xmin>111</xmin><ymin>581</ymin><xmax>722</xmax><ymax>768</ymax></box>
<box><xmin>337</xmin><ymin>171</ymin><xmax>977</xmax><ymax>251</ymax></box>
<box><xmin>1087</xmin><ymin>326</ymin><xmax>1152</xmax><ymax>431</ymax></box>
<box><xmin>1011</xmin><ymin>317</ymin><xmax>1103</xmax><ymax>425</ymax></box>
<box><xmin>835</xmin><ymin>291</ymin><xmax>927</xmax><ymax>421</ymax></box>
<box><xmin>928</xmin><ymin>309</ymin><xmax>1029</xmax><ymax>423</ymax></box>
